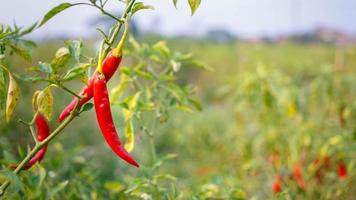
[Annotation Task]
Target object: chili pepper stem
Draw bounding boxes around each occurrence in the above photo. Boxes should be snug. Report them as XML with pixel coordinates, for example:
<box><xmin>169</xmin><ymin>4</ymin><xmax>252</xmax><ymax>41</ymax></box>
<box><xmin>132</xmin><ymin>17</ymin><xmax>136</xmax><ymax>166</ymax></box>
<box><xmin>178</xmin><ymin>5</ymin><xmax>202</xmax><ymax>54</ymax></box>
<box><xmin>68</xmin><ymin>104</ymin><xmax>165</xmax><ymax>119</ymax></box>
<box><xmin>18</xmin><ymin>119</ymin><xmax>31</xmax><ymax>126</ymax></box>
<box><xmin>97</xmin><ymin>40</ymin><xmax>106</xmax><ymax>74</ymax></box>
<box><xmin>112</xmin><ymin>20</ymin><xmax>129</xmax><ymax>57</ymax></box>
<box><xmin>29</xmin><ymin>112</ymin><xmax>40</xmax><ymax>143</ymax></box>
<box><xmin>104</xmin><ymin>0</ymin><xmax>136</xmax><ymax>57</ymax></box>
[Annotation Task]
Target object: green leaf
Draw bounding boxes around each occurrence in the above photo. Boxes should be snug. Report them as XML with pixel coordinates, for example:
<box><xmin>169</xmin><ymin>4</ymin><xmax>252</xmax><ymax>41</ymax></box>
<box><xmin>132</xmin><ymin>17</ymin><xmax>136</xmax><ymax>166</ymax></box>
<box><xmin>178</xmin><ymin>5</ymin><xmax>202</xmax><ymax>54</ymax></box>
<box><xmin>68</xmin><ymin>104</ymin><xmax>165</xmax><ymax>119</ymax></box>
<box><xmin>104</xmin><ymin>181</ymin><xmax>125</xmax><ymax>194</ymax></box>
<box><xmin>18</xmin><ymin>75</ymin><xmax>44</xmax><ymax>83</ymax></box>
<box><xmin>65</xmin><ymin>40</ymin><xmax>82</xmax><ymax>63</ymax></box>
<box><xmin>263</xmin><ymin>88</ymin><xmax>274</xmax><ymax>109</ymax></box>
<box><xmin>8</xmin><ymin>44</ymin><xmax>32</xmax><ymax>62</ymax></box>
<box><xmin>0</xmin><ymin>170</ymin><xmax>23</xmax><ymax>193</ymax></box>
<box><xmin>188</xmin><ymin>0</ymin><xmax>201</xmax><ymax>15</ymax></box>
<box><xmin>37</xmin><ymin>165</ymin><xmax>47</xmax><ymax>187</ymax></box>
<box><xmin>134</xmin><ymin>68</ymin><xmax>152</xmax><ymax>80</ymax></box>
<box><xmin>190</xmin><ymin>60</ymin><xmax>213</xmax><ymax>71</ymax></box>
<box><xmin>80</xmin><ymin>103</ymin><xmax>94</xmax><ymax>113</ymax></box>
<box><xmin>152</xmin><ymin>154</ymin><xmax>177</xmax><ymax>170</ymax></box>
<box><xmin>173</xmin><ymin>0</ymin><xmax>178</xmax><ymax>8</ymax></box>
<box><xmin>177</xmin><ymin>105</ymin><xmax>193</xmax><ymax>113</ymax></box>
<box><xmin>132</xmin><ymin>2</ymin><xmax>154</xmax><ymax>15</ymax></box>
<box><xmin>48</xmin><ymin>180</ymin><xmax>69</xmax><ymax>198</ymax></box>
<box><xmin>38</xmin><ymin>62</ymin><xmax>53</xmax><ymax>74</ymax></box>
<box><xmin>18</xmin><ymin>39</ymin><xmax>37</xmax><ymax>49</ymax></box>
<box><xmin>153</xmin><ymin>40</ymin><xmax>171</xmax><ymax>58</ymax></box>
<box><xmin>166</xmin><ymin>84</ymin><xmax>185</xmax><ymax>103</ymax></box>
<box><xmin>39</xmin><ymin>3</ymin><xmax>74</xmax><ymax>27</ymax></box>
<box><xmin>62</xmin><ymin>63</ymin><xmax>91</xmax><ymax>81</ymax></box>
<box><xmin>160</xmin><ymin>74</ymin><xmax>176</xmax><ymax>82</ymax></box>
<box><xmin>189</xmin><ymin>98</ymin><xmax>202</xmax><ymax>111</ymax></box>
<box><xmin>20</xmin><ymin>22</ymin><xmax>38</xmax><ymax>36</ymax></box>
<box><xmin>51</xmin><ymin>47</ymin><xmax>71</xmax><ymax>70</ymax></box>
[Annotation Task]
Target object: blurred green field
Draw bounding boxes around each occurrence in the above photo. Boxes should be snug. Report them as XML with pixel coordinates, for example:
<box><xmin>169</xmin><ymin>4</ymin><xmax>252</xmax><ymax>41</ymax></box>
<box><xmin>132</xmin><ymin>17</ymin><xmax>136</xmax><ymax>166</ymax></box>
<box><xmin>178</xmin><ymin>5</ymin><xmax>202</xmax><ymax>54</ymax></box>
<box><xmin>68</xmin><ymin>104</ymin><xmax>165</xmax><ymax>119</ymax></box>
<box><xmin>1</xmin><ymin>37</ymin><xmax>356</xmax><ymax>199</ymax></box>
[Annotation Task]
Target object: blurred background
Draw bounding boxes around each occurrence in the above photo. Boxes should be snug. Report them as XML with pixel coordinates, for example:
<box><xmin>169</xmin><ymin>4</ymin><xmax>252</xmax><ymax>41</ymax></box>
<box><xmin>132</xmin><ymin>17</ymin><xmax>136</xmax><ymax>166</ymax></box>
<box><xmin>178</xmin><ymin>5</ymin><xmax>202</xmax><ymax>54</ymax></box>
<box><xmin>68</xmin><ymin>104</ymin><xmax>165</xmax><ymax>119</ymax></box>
<box><xmin>1</xmin><ymin>0</ymin><xmax>355</xmax><ymax>199</ymax></box>
<box><xmin>1</xmin><ymin>0</ymin><xmax>356</xmax><ymax>39</ymax></box>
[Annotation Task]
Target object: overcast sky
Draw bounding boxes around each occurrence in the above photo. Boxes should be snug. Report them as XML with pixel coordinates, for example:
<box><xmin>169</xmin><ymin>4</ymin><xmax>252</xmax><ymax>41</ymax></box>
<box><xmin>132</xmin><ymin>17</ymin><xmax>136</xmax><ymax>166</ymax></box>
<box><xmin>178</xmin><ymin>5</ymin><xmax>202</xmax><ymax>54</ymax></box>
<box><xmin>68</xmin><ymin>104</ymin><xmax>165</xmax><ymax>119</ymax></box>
<box><xmin>1</xmin><ymin>0</ymin><xmax>355</xmax><ymax>39</ymax></box>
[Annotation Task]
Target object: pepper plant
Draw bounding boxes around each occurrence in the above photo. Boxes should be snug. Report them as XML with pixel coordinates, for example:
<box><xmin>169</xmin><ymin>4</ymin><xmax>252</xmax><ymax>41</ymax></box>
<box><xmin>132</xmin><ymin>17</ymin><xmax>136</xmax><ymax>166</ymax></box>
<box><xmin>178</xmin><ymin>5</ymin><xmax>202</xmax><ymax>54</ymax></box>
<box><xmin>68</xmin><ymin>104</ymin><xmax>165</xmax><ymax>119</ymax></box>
<box><xmin>0</xmin><ymin>0</ymin><xmax>204</xmax><ymax>197</ymax></box>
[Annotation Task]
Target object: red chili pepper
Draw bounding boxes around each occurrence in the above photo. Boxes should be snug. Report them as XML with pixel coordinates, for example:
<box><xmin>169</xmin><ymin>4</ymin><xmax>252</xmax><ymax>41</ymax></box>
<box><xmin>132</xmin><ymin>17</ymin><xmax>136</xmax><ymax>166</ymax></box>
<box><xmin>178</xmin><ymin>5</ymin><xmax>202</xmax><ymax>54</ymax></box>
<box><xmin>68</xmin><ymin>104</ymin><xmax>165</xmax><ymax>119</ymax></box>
<box><xmin>10</xmin><ymin>114</ymin><xmax>50</xmax><ymax>170</ymax></box>
<box><xmin>272</xmin><ymin>175</ymin><xmax>282</xmax><ymax>193</ymax></box>
<box><xmin>293</xmin><ymin>164</ymin><xmax>306</xmax><ymax>189</ymax></box>
<box><xmin>59</xmin><ymin>22</ymin><xmax>129</xmax><ymax>123</ymax></box>
<box><xmin>93</xmin><ymin>73</ymin><xmax>139</xmax><ymax>167</ymax></box>
<box><xmin>58</xmin><ymin>52</ymin><xmax>122</xmax><ymax>122</ymax></box>
<box><xmin>338</xmin><ymin>162</ymin><xmax>347</xmax><ymax>180</ymax></box>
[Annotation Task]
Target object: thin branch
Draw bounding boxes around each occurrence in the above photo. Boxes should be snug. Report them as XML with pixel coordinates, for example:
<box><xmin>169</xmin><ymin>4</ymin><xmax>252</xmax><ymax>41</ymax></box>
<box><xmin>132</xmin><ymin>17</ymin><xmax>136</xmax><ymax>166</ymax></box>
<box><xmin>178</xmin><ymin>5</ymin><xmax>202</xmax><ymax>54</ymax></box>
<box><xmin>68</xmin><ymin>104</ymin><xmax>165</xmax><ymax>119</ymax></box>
<box><xmin>76</xmin><ymin>2</ymin><xmax>121</xmax><ymax>22</ymax></box>
<box><xmin>59</xmin><ymin>84</ymin><xmax>83</xmax><ymax>99</ymax></box>
<box><xmin>28</xmin><ymin>112</ymin><xmax>39</xmax><ymax>143</ymax></box>
<box><xmin>104</xmin><ymin>0</ymin><xmax>136</xmax><ymax>56</ymax></box>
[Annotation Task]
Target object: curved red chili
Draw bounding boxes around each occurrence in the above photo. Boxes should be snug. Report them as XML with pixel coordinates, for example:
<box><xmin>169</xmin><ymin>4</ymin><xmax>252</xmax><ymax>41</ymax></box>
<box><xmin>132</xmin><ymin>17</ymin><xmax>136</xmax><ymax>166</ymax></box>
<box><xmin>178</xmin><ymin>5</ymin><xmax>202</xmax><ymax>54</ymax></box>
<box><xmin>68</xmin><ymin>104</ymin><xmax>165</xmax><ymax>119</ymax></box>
<box><xmin>58</xmin><ymin>52</ymin><xmax>122</xmax><ymax>122</ymax></box>
<box><xmin>293</xmin><ymin>164</ymin><xmax>306</xmax><ymax>189</ymax></box>
<box><xmin>272</xmin><ymin>175</ymin><xmax>282</xmax><ymax>193</ymax></box>
<box><xmin>59</xmin><ymin>22</ymin><xmax>128</xmax><ymax>123</ymax></box>
<box><xmin>10</xmin><ymin>114</ymin><xmax>50</xmax><ymax>170</ymax></box>
<box><xmin>93</xmin><ymin>74</ymin><xmax>139</xmax><ymax>167</ymax></box>
<box><xmin>338</xmin><ymin>162</ymin><xmax>347</xmax><ymax>180</ymax></box>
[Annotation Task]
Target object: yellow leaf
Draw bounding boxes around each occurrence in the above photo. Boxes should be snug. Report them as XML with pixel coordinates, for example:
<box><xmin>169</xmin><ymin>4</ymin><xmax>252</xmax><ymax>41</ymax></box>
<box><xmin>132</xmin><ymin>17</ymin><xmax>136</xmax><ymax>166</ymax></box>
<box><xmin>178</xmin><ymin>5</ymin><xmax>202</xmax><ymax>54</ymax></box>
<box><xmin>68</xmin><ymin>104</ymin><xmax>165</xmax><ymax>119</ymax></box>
<box><xmin>111</xmin><ymin>73</ymin><xmax>129</xmax><ymax>102</ymax></box>
<box><xmin>32</xmin><ymin>90</ymin><xmax>41</xmax><ymax>111</ymax></box>
<box><xmin>188</xmin><ymin>0</ymin><xmax>201</xmax><ymax>15</ymax></box>
<box><xmin>153</xmin><ymin>40</ymin><xmax>170</xmax><ymax>57</ymax></box>
<box><xmin>320</xmin><ymin>144</ymin><xmax>329</xmax><ymax>157</ymax></box>
<box><xmin>123</xmin><ymin>92</ymin><xmax>141</xmax><ymax>122</ymax></box>
<box><xmin>124</xmin><ymin>120</ymin><xmax>134</xmax><ymax>153</ymax></box>
<box><xmin>128</xmin><ymin>92</ymin><xmax>140</xmax><ymax>109</ymax></box>
<box><xmin>177</xmin><ymin>105</ymin><xmax>193</xmax><ymax>113</ymax></box>
<box><xmin>104</xmin><ymin>181</ymin><xmax>124</xmax><ymax>193</ymax></box>
<box><xmin>287</xmin><ymin>102</ymin><xmax>297</xmax><ymax>118</ymax></box>
<box><xmin>329</xmin><ymin>135</ymin><xmax>342</xmax><ymax>145</ymax></box>
<box><xmin>37</xmin><ymin>86</ymin><xmax>53</xmax><ymax>120</ymax></box>
<box><xmin>5</xmin><ymin>72</ymin><xmax>20</xmax><ymax>122</ymax></box>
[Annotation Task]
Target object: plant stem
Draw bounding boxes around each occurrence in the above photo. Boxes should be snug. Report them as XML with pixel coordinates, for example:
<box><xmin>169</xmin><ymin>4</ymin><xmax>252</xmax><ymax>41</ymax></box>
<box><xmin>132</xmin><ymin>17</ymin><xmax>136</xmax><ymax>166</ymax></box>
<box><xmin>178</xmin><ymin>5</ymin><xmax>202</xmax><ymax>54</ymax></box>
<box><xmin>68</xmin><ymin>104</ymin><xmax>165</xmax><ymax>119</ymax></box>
<box><xmin>149</xmin><ymin>137</ymin><xmax>156</xmax><ymax>163</ymax></box>
<box><xmin>59</xmin><ymin>84</ymin><xmax>82</xmax><ymax>99</ymax></box>
<box><xmin>29</xmin><ymin>112</ymin><xmax>39</xmax><ymax>144</ymax></box>
<box><xmin>74</xmin><ymin>3</ymin><xmax>121</xmax><ymax>22</ymax></box>
<box><xmin>103</xmin><ymin>0</ymin><xmax>136</xmax><ymax>57</ymax></box>
<box><xmin>149</xmin><ymin>114</ymin><xmax>158</xmax><ymax>164</ymax></box>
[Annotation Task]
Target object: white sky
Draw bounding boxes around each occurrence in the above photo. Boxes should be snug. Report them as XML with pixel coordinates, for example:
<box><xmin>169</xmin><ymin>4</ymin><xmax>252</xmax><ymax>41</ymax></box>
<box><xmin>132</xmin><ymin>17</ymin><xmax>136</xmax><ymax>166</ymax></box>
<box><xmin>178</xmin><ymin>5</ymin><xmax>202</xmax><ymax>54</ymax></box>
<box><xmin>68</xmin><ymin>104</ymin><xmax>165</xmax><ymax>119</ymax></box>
<box><xmin>0</xmin><ymin>0</ymin><xmax>355</xmax><ymax>39</ymax></box>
